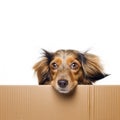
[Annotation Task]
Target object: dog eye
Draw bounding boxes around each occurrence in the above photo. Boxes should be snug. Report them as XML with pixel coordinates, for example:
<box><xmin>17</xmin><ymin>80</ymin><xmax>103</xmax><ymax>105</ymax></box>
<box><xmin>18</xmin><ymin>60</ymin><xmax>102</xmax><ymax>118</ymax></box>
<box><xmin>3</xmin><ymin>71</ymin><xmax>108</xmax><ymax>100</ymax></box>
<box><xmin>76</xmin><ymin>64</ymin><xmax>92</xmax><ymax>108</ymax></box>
<box><xmin>51</xmin><ymin>62</ymin><xmax>58</xmax><ymax>69</ymax></box>
<box><xmin>70</xmin><ymin>62</ymin><xmax>78</xmax><ymax>70</ymax></box>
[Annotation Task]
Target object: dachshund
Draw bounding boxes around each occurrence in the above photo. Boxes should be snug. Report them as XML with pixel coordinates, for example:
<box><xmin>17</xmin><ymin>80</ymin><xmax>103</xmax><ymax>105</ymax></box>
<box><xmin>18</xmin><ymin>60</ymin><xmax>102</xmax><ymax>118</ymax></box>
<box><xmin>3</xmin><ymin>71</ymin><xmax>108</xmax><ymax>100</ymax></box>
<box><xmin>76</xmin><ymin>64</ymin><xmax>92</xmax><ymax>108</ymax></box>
<box><xmin>33</xmin><ymin>49</ymin><xmax>108</xmax><ymax>94</ymax></box>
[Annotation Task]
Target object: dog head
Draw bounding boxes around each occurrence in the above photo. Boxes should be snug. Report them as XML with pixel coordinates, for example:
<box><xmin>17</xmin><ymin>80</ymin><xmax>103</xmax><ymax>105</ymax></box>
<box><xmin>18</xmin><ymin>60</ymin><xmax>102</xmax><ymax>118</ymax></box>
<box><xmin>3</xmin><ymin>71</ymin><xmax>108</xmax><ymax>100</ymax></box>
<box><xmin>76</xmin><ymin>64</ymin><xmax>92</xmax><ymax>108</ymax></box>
<box><xmin>33</xmin><ymin>49</ymin><xmax>108</xmax><ymax>94</ymax></box>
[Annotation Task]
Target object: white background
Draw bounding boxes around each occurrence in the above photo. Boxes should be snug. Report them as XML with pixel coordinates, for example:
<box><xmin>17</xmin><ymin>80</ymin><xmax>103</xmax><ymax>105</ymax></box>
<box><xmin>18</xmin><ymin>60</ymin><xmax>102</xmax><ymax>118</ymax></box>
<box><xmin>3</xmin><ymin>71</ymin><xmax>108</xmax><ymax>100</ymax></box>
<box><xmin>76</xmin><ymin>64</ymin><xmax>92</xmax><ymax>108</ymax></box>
<box><xmin>0</xmin><ymin>0</ymin><xmax>120</xmax><ymax>85</ymax></box>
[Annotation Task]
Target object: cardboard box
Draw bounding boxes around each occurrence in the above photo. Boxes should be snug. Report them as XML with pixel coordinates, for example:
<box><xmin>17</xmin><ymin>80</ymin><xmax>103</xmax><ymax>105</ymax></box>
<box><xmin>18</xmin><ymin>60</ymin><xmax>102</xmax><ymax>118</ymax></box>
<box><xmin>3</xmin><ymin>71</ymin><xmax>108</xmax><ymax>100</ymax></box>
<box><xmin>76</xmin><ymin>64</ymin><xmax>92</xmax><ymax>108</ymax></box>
<box><xmin>0</xmin><ymin>85</ymin><xmax>120</xmax><ymax>120</ymax></box>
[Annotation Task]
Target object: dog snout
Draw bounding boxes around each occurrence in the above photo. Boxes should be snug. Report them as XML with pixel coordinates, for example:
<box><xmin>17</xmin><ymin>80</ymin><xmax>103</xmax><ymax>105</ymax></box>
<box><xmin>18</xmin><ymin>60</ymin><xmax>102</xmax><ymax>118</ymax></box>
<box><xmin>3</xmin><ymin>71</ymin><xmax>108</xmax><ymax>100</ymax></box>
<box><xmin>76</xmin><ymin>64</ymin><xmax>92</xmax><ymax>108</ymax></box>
<box><xmin>58</xmin><ymin>79</ymin><xmax>68</xmax><ymax>88</ymax></box>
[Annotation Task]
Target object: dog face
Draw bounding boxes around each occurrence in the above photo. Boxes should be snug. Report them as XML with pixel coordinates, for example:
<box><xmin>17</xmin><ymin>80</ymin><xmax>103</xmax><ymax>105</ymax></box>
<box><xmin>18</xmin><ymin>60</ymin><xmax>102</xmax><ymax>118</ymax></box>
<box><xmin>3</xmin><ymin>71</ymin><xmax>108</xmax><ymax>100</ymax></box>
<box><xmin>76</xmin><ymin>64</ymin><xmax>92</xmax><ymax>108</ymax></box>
<box><xmin>50</xmin><ymin>50</ymin><xmax>83</xmax><ymax>94</ymax></box>
<box><xmin>33</xmin><ymin>49</ymin><xmax>108</xmax><ymax>94</ymax></box>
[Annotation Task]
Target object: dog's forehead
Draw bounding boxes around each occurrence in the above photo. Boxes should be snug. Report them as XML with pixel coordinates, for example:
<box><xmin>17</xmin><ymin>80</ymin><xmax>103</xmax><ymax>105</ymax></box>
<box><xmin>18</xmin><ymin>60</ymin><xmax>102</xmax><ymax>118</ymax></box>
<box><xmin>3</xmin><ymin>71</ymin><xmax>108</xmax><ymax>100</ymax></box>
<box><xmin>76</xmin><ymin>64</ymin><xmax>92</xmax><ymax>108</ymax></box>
<box><xmin>51</xmin><ymin>50</ymin><xmax>80</xmax><ymax>65</ymax></box>
<box><xmin>54</xmin><ymin>50</ymin><xmax>78</xmax><ymax>58</ymax></box>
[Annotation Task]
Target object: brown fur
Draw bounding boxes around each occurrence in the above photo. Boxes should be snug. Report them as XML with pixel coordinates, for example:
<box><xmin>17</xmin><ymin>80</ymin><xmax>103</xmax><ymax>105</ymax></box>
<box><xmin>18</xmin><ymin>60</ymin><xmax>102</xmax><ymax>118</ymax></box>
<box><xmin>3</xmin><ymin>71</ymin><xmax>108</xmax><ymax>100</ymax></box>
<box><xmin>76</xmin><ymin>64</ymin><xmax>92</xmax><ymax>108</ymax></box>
<box><xmin>33</xmin><ymin>49</ymin><xmax>108</xmax><ymax>94</ymax></box>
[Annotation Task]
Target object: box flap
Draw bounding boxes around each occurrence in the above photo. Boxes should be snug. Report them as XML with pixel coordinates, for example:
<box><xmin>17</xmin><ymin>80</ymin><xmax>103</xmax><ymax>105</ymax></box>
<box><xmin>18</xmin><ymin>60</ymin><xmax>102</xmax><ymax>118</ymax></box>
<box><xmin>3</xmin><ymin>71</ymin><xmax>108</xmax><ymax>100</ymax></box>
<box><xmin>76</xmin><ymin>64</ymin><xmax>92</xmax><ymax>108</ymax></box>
<box><xmin>0</xmin><ymin>85</ymin><xmax>89</xmax><ymax>120</ymax></box>
<box><xmin>0</xmin><ymin>85</ymin><xmax>120</xmax><ymax>120</ymax></box>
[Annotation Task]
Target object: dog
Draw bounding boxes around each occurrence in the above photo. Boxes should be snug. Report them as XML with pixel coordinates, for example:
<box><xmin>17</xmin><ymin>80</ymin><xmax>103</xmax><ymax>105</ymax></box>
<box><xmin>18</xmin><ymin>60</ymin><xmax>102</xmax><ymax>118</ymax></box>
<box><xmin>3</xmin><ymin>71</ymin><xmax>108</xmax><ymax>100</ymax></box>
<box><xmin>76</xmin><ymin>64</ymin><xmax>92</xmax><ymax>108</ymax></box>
<box><xmin>33</xmin><ymin>49</ymin><xmax>108</xmax><ymax>94</ymax></box>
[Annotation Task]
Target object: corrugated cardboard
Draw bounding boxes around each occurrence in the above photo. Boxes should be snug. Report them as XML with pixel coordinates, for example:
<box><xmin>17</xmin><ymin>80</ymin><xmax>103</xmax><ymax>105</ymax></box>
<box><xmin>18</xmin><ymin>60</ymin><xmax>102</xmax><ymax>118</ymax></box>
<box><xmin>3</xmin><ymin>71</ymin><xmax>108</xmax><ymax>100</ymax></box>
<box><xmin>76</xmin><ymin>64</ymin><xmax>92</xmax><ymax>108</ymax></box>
<box><xmin>0</xmin><ymin>85</ymin><xmax>120</xmax><ymax>120</ymax></box>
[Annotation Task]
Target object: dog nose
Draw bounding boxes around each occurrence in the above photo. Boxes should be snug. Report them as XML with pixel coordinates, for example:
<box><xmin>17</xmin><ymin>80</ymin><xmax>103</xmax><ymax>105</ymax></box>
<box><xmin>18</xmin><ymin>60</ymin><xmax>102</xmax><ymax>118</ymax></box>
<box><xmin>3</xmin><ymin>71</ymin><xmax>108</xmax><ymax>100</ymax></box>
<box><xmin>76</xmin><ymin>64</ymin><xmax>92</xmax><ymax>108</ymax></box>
<box><xmin>58</xmin><ymin>80</ymin><xmax>68</xmax><ymax>88</ymax></box>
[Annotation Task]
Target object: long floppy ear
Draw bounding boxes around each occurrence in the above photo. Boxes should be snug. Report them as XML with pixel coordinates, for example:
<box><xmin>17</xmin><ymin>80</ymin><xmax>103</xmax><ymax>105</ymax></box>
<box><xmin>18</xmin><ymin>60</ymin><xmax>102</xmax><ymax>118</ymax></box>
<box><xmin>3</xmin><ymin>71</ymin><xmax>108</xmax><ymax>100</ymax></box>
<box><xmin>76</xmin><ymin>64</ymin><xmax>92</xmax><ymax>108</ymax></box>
<box><xmin>33</xmin><ymin>49</ymin><xmax>53</xmax><ymax>85</ymax></box>
<box><xmin>79</xmin><ymin>52</ymin><xmax>108</xmax><ymax>83</ymax></box>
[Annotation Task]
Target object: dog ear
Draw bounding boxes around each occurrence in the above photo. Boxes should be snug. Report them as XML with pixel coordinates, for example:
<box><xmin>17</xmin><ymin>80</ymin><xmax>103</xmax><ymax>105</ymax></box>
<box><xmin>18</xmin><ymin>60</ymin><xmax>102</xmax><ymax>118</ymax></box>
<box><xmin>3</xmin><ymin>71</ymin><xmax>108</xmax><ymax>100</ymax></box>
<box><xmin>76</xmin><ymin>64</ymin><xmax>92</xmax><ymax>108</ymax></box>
<box><xmin>33</xmin><ymin>49</ymin><xmax>53</xmax><ymax>84</ymax></box>
<box><xmin>78</xmin><ymin>52</ymin><xmax>108</xmax><ymax>82</ymax></box>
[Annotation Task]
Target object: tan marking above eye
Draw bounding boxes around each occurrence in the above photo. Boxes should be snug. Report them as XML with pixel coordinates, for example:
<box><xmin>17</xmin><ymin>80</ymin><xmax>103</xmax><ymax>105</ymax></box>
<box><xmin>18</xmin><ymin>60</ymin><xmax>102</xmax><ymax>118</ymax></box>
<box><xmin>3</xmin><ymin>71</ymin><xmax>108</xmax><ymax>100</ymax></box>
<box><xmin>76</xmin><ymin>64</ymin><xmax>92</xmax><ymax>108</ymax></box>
<box><xmin>50</xmin><ymin>57</ymin><xmax>62</xmax><ymax>70</ymax></box>
<box><xmin>66</xmin><ymin>56</ymin><xmax>81</xmax><ymax>69</ymax></box>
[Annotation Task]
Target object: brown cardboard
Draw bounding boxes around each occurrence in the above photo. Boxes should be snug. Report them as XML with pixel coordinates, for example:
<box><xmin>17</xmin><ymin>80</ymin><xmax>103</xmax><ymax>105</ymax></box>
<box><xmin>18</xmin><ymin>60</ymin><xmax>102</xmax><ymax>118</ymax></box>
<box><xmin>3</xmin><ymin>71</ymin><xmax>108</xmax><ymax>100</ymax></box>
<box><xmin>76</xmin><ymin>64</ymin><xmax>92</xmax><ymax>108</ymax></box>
<box><xmin>0</xmin><ymin>85</ymin><xmax>120</xmax><ymax>120</ymax></box>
